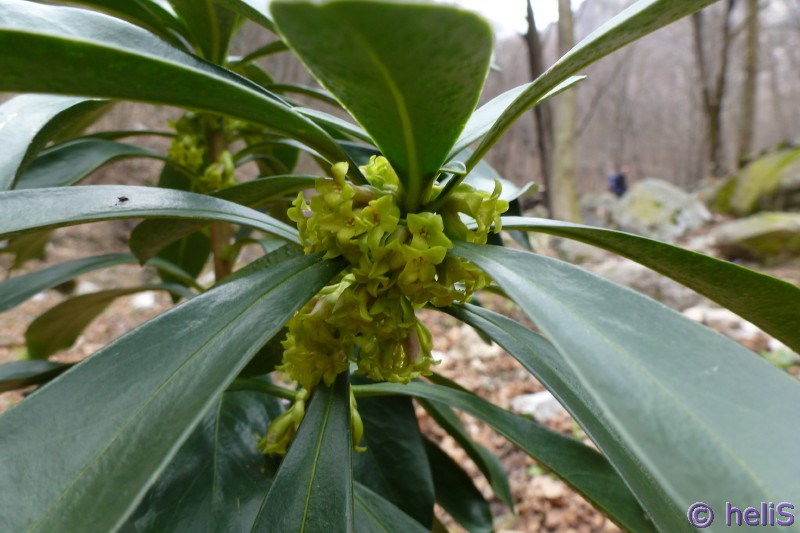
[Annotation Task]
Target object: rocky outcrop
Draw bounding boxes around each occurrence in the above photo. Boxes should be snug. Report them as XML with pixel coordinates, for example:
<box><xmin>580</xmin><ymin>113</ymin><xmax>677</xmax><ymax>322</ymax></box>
<box><xmin>712</xmin><ymin>147</ymin><xmax>800</xmax><ymax>216</ymax></box>
<box><xmin>713</xmin><ymin>212</ymin><xmax>800</xmax><ymax>262</ymax></box>
<box><xmin>611</xmin><ymin>178</ymin><xmax>710</xmax><ymax>242</ymax></box>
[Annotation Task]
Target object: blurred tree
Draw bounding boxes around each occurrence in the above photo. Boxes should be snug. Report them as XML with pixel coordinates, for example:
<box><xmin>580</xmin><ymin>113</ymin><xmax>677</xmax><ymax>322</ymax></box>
<box><xmin>552</xmin><ymin>0</ymin><xmax>581</xmax><ymax>221</ymax></box>
<box><xmin>524</xmin><ymin>0</ymin><xmax>553</xmax><ymax>211</ymax></box>
<box><xmin>692</xmin><ymin>0</ymin><xmax>737</xmax><ymax>177</ymax></box>
<box><xmin>737</xmin><ymin>0</ymin><xmax>760</xmax><ymax>166</ymax></box>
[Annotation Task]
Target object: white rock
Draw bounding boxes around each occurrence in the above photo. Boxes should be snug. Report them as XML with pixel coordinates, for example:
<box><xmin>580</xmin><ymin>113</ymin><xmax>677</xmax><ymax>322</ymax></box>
<box><xmin>530</xmin><ymin>475</ymin><xmax>566</xmax><ymax>500</ymax></box>
<box><xmin>511</xmin><ymin>391</ymin><xmax>567</xmax><ymax>423</ymax></box>
<box><xmin>75</xmin><ymin>281</ymin><xmax>101</xmax><ymax>295</ymax></box>
<box><xmin>768</xmin><ymin>338</ymin><xmax>791</xmax><ymax>352</ymax></box>
<box><xmin>132</xmin><ymin>291</ymin><xmax>157</xmax><ymax>310</ymax></box>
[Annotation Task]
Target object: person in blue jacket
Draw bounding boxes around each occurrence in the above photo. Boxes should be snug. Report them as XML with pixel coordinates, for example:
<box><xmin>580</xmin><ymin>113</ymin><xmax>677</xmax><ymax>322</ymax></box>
<box><xmin>608</xmin><ymin>166</ymin><xmax>629</xmax><ymax>197</ymax></box>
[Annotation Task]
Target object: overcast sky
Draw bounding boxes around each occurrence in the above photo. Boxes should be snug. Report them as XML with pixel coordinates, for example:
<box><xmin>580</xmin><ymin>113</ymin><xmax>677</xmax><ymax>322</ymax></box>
<box><xmin>448</xmin><ymin>0</ymin><xmax>587</xmax><ymax>35</ymax></box>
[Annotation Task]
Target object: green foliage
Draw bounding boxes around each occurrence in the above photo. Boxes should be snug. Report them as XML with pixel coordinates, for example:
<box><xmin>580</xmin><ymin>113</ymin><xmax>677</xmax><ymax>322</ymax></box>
<box><xmin>1</xmin><ymin>0</ymin><xmax>798</xmax><ymax>531</ymax></box>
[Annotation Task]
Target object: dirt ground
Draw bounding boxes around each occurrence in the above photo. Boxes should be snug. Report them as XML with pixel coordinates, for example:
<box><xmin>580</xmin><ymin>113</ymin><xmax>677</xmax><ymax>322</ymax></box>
<box><xmin>1</xmin><ymin>218</ymin><xmax>798</xmax><ymax>532</ymax></box>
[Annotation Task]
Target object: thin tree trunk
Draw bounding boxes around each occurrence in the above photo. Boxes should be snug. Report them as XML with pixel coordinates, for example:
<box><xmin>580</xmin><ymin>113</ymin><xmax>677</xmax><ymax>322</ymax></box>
<box><xmin>737</xmin><ymin>0</ymin><xmax>759</xmax><ymax>166</ymax></box>
<box><xmin>524</xmin><ymin>0</ymin><xmax>553</xmax><ymax>212</ymax></box>
<box><xmin>691</xmin><ymin>0</ymin><xmax>736</xmax><ymax>177</ymax></box>
<box><xmin>551</xmin><ymin>0</ymin><xmax>581</xmax><ymax>221</ymax></box>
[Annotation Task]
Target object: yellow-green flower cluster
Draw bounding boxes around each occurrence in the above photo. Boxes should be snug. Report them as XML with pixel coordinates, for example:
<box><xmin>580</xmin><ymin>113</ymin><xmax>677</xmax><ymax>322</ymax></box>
<box><xmin>266</xmin><ymin>157</ymin><xmax>508</xmax><ymax>454</ymax></box>
<box><xmin>280</xmin><ymin>156</ymin><xmax>508</xmax><ymax>388</ymax></box>
<box><xmin>167</xmin><ymin>113</ymin><xmax>236</xmax><ymax>193</ymax></box>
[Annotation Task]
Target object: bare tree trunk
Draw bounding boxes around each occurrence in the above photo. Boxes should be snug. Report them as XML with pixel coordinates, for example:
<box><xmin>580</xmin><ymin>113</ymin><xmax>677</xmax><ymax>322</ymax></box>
<box><xmin>691</xmin><ymin>0</ymin><xmax>736</xmax><ymax>177</ymax></box>
<box><xmin>737</xmin><ymin>0</ymin><xmax>759</xmax><ymax>166</ymax></box>
<box><xmin>524</xmin><ymin>0</ymin><xmax>553</xmax><ymax>212</ymax></box>
<box><xmin>551</xmin><ymin>0</ymin><xmax>581</xmax><ymax>222</ymax></box>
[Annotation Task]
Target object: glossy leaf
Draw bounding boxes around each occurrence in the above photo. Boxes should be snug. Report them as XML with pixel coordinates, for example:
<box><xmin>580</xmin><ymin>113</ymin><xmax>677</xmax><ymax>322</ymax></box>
<box><xmin>0</xmin><ymin>185</ymin><xmax>299</xmax><ymax>243</ymax></box>
<box><xmin>499</xmin><ymin>216</ymin><xmax>800</xmax><ymax>354</ymax></box>
<box><xmin>129</xmin><ymin>175</ymin><xmax>314</xmax><ymax>262</ymax></box>
<box><xmin>450</xmin><ymin>303</ymin><xmax>654</xmax><ymax>522</ymax></box>
<box><xmin>25</xmin><ymin>285</ymin><xmax>191</xmax><ymax>359</ymax></box>
<box><xmin>352</xmin><ymin>384</ymin><xmax>434</xmax><ymax>527</ymax></box>
<box><xmin>451</xmin><ymin>149</ymin><xmax>534</xmax><ymax>202</ymax></box>
<box><xmin>449</xmin><ymin>75</ymin><xmax>585</xmax><ymax>160</ymax></box>
<box><xmin>297</xmin><ymin>108</ymin><xmax>373</xmax><ymax>144</ymax></box>
<box><xmin>466</xmin><ymin>0</ymin><xmax>719</xmax><ymax>171</ymax></box>
<box><xmin>168</xmin><ymin>0</ymin><xmax>240</xmax><ymax>62</ymax></box>
<box><xmin>48</xmin><ymin>0</ymin><xmax>188</xmax><ymax>47</ymax></box>
<box><xmin>354</xmin><ymin>381</ymin><xmax>652</xmax><ymax>533</ymax></box>
<box><xmin>126</xmin><ymin>385</ymin><xmax>283</xmax><ymax>531</ymax></box>
<box><xmin>424</xmin><ymin>439</ymin><xmax>493</xmax><ymax>533</ymax></box>
<box><xmin>155</xmin><ymin>231</ymin><xmax>211</xmax><ymax>289</ymax></box>
<box><xmin>233</xmin><ymin>40</ymin><xmax>288</xmax><ymax>65</ymax></box>
<box><xmin>0</xmin><ymin>360</ymin><xmax>70</xmax><ymax>393</ymax></box>
<box><xmin>0</xmin><ymin>253</ymin><xmax>137</xmax><ymax>313</ymax></box>
<box><xmin>418</xmin><ymin>399</ymin><xmax>513</xmax><ymax>511</ymax></box>
<box><xmin>252</xmin><ymin>373</ymin><xmax>354</xmax><ymax>532</ymax></box>
<box><xmin>0</xmin><ymin>94</ymin><xmax>105</xmax><ymax>189</ymax></box>
<box><xmin>15</xmin><ymin>138</ymin><xmax>168</xmax><ymax>189</ymax></box>
<box><xmin>453</xmin><ymin>242</ymin><xmax>800</xmax><ymax>530</ymax></box>
<box><xmin>0</xmin><ymin>252</ymin><xmax>342</xmax><ymax>531</ymax></box>
<box><xmin>271</xmin><ymin>0</ymin><xmax>493</xmax><ymax>209</ymax></box>
<box><xmin>0</xmin><ymin>0</ymin><xmax>355</xmax><ymax>173</ymax></box>
<box><xmin>354</xmin><ymin>483</ymin><xmax>429</xmax><ymax>533</ymax></box>
<box><xmin>270</xmin><ymin>84</ymin><xmax>341</xmax><ymax>108</ymax></box>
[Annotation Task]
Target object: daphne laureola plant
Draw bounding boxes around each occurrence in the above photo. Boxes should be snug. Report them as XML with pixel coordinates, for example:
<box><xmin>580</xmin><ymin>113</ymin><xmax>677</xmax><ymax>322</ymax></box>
<box><xmin>0</xmin><ymin>0</ymin><xmax>798</xmax><ymax>531</ymax></box>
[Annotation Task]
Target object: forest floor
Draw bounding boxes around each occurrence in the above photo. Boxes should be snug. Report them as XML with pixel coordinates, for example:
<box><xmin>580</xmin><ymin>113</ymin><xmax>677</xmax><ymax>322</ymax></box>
<box><xmin>2</xmin><ymin>220</ymin><xmax>799</xmax><ymax>533</ymax></box>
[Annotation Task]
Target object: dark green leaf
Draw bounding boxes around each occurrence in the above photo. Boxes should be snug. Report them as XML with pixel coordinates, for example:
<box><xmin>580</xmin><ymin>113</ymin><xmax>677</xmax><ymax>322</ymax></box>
<box><xmin>252</xmin><ymin>373</ymin><xmax>354</xmax><ymax>532</ymax></box>
<box><xmin>15</xmin><ymin>138</ymin><xmax>168</xmax><ymax>189</ymax></box>
<box><xmin>0</xmin><ymin>252</ymin><xmax>342</xmax><ymax>531</ymax></box>
<box><xmin>500</xmin><ymin>216</ymin><xmax>800</xmax><ymax>355</ymax></box>
<box><xmin>354</xmin><ymin>483</ymin><xmax>429</xmax><ymax>533</ymax></box>
<box><xmin>1</xmin><ymin>230</ymin><xmax>53</xmax><ymax>269</ymax></box>
<box><xmin>452</xmin><ymin>242</ymin><xmax>800</xmax><ymax>531</ymax></box>
<box><xmin>352</xmin><ymin>381</ymin><xmax>434</xmax><ymax>527</ymax></box>
<box><xmin>154</xmin><ymin>231</ymin><xmax>211</xmax><ymax>290</ymax></box>
<box><xmin>0</xmin><ymin>253</ymin><xmax>137</xmax><ymax>313</ymax></box>
<box><xmin>0</xmin><ymin>360</ymin><xmax>70</xmax><ymax>393</ymax></box>
<box><xmin>296</xmin><ymin>108</ymin><xmax>372</xmax><ymax>145</ymax></box>
<box><xmin>45</xmin><ymin>0</ymin><xmax>189</xmax><ymax>48</ymax></box>
<box><xmin>126</xmin><ymin>385</ymin><xmax>283</xmax><ymax>531</ymax></box>
<box><xmin>424</xmin><ymin>439</ymin><xmax>493</xmax><ymax>533</ymax></box>
<box><xmin>0</xmin><ymin>0</ymin><xmax>356</xmax><ymax>173</ymax></box>
<box><xmin>239</xmin><ymin>327</ymin><xmax>289</xmax><ymax>378</ymax></box>
<box><xmin>168</xmin><ymin>0</ymin><xmax>240</xmax><ymax>62</ymax></box>
<box><xmin>271</xmin><ymin>0</ymin><xmax>493</xmax><ymax>210</ymax></box>
<box><xmin>233</xmin><ymin>40</ymin><xmax>288</xmax><ymax>65</ymax></box>
<box><xmin>270</xmin><ymin>84</ymin><xmax>341</xmax><ymax>108</ymax></box>
<box><xmin>25</xmin><ymin>285</ymin><xmax>190</xmax><ymax>359</ymax></box>
<box><xmin>0</xmin><ymin>94</ymin><xmax>105</xmax><ymax>189</ymax></box>
<box><xmin>354</xmin><ymin>381</ymin><xmax>651</xmax><ymax>533</ymax></box>
<box><xmin>129</xmin><ymin>175</ymin><xmax>314</xmax><ymax>262</ymax></box>
<box><xmin>466</xmin><ymin>0</ymin><xmax>718</xmax><ymax>171</ymax></box>
<box><xmin>0</xmin><ymin>185</ymin><xmax>299</xmax><ymax>243</ymax></box>
<box><xmin>214</xmin><ymin>0</ymin><xmax>276</xmax><ymax>32</ymax></box>
<box><xmin>418</xmin><ymin>399</ymin><xmax>513</xmax><ymax>511</ymax></box>
<box><xmin>236</xmin><ymin>62</ymin><xmax>276</xmax><ymax>88</ymax></box>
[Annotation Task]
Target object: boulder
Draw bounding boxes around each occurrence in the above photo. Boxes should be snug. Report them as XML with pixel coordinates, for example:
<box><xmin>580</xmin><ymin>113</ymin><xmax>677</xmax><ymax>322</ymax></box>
<box><xmin>712</xmin><ymin>146</ymin><xmax>800</xmax><ymax>216</ymax></box>
<box><xmin>713</xmin><ymin>212</ymin><xmax>800</xmax><ymax>262</ymax></box>
<box><xmin>611</xmin><ymin>178</ymin><xmax>710</xmax><ymax>242</ymax></box>
<box><xmin>579</xmin><ymin>191</ymin><xmax>617</xmax><ymax>227</ymax></box>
